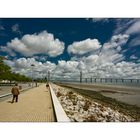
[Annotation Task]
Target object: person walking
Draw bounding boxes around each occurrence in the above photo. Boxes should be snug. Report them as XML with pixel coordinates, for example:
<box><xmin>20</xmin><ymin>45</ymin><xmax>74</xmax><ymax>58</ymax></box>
<box><xmin>11</xmin><ymin>83</ymin><xmax>20</xmax><ymax>103</ymax></box>
<box><xmin>46</xmin><ymin>82</ymin><xmax>49</xmax><ymax>89</ymax></box>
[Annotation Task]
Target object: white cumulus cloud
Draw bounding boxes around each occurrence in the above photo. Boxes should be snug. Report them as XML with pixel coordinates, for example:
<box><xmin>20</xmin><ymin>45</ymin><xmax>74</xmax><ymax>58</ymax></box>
<box><xmin>110</xmin><ymin>34</ymin><xmax>129</xmax><ymax>46</ymax></box>
<box><xmin>68</xmin><ymin>38</ymin><xmax>101</xmax><ymax>55</ymax></box>
<box><xmin>4</xmin><ymin>57</ymin><xmax>56</xmax><ymax>79</ymax></box>
<box><xmin>3</xmin><ymin>33</ymin><xmax>140</xmax><ymax>80</ymax></box>
<box><xmin>5</xmin><ymin>31</ymin><xmax>65</xmax><ymax>57</ymax></box>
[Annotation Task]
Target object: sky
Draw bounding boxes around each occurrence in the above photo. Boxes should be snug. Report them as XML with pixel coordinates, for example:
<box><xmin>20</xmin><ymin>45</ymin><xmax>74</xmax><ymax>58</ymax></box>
<box><xmin>0</xmin><ymin>18</ymin><xmax>140</xmax><ymax>80</ymax></box>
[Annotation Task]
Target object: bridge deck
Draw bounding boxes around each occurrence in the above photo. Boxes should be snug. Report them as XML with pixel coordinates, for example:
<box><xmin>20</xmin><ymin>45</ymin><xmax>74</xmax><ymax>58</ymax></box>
<box><xmin>0</xmin><ymin>84</ymin><xmax>55</xmax><ymax>122</ymax></box>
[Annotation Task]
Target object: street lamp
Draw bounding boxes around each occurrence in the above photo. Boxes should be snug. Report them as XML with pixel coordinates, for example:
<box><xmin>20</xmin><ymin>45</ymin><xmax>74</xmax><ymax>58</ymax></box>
<box><xmin>80</xmin><ymin>71</ymin><xmax>82</xmax><ymax>83</ymax></box>
<box><xmin>48</xmin><ymin>71</ymin><xmax>50</xmax><ymax>82</ymax></box>
<box><xmin>31</xmin><ymin>64</ymin><xmax>35</xmax><ymax>87</ymax></box>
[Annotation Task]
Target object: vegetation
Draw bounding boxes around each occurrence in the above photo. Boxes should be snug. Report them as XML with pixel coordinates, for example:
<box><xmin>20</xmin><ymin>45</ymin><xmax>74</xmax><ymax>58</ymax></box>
<box><xmin>0</xmin><ymin>56</ymin><xmax>31</xmax><ymax>82</ymax></box>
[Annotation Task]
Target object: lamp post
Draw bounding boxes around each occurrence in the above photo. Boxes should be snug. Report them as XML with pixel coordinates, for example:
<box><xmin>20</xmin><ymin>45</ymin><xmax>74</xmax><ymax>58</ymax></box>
<box><xmin>80</xmin><ymin>71</ymin><xmax>82</xmax><ymax>83</ymax></box>
<box><xmin>48</xmin><ymin>71</ymin><xmax>50</xmax><ymax>82</ymax></box>
<box><xmin>31</xmin><ymin>64</ymin><xmax>35</xmax><ymax>87</ymax></box>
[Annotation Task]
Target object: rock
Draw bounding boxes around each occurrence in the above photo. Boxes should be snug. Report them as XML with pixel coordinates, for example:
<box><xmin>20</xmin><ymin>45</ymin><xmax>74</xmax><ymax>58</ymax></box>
<box><xmin>79</xmin><ymin>108</ymin><xmax>84</xmax><ymax>114</ymax></box>
<box><xmin>78</xmin><ymin>101</ymin><xmax>85</xmax><ymax>106</ymax></box>
<box><xmin>68</xmin><ymin>91</ymin><xmax>73</xmax><ymax>95</ymax></box>
<box><xmin>101</xmin><ymin>111</ymin><xmax>109</xmax><ymax>117</ymax></box>
<box><xmin>74</xmin><ymin>114</ymin><xmax>84</xmax><ymax>122</ymax></box>
<box><xmin>84</xmin><ymin>115</ymin><xmax>98</xmax><ymax>122</ymax></box>
<box><xmin>56</xmin><ymin>91</ymin><xmax>62</xmax><ymax>97</ymax></box>
<box><xmin>52</xmin><ymin>84</ymin><xmax>134</xmax><ymax>122</ymax></box>
<box><xmin>114</xmin><ymin>113</ymin><xmax>120</xmax><ymax>120</ymax></box>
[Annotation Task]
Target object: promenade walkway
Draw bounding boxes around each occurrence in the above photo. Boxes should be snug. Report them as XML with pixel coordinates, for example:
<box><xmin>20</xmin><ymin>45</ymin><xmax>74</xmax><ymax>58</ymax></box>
<box><xmin>0</xmin><ymin>84</ymin><xmax>55</xmax><ymax>122</ymax></box>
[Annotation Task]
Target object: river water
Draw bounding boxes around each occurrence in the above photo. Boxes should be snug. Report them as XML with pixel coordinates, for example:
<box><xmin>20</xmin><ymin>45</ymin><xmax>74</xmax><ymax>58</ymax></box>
<box><xmin>58</xmin><ymin>82</ymin><xmax>140</xmax><ymax>107</ymax></box>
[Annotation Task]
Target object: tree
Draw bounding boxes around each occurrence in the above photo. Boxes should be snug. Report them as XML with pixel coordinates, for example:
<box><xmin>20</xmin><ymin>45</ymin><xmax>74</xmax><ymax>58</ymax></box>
<box><xmin>0</xmin><ymin>56</ymin><xmax>11</xmax><ymax>75</ymax></box>
<box><xmin>0</xmin><ymin>56</ymin><xmax>31</xmax><ymax>82</ymax></box>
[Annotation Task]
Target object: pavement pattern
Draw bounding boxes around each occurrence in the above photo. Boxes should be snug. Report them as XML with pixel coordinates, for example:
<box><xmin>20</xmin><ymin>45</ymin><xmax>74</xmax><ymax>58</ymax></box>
<box><xmin>0</xmin><ymin>84</ymin><xmax>55</xmax><ymax>122</ymax></box>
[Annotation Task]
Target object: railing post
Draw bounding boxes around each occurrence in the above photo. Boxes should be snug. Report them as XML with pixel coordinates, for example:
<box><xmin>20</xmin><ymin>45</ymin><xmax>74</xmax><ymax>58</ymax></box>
<box><xmin>94</xmin><ymin>78</ymin><xmax>96</xmax><ymax>83</ymax></box>
<box><xmin>100</xmin><ymin>78</ymin><xmax>102</xmax><ymax>83</ymax></box>
<box><xmin>90</xmin><ymin>77</ymin><xmax>92</xmax><ymax>83</ymax></box>
<box><xmin>31</xmin><ymin>64</ymin><xmax>35</xmax><ymax>87</ymax></box>
<box><xmin>80</xmin><ymin>71</ymin><xmax>82</xmax><ymax>83</ymax></box>
<box><xmin>48</xmin><ymin>71</ymin><xmax>50</xmax><ymax>82</ymax></box>
<box><xmin>85</xmin><ymin>78</ymin><xmax>87</xmax><ymax>83</ymax></box>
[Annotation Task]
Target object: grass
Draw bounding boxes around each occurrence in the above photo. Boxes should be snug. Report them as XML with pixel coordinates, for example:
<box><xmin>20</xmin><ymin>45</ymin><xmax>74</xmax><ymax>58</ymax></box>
<box><xmin>58</xmin><ymin>84</ymin><xmax>140</xmax><ymax>121</ymax></box>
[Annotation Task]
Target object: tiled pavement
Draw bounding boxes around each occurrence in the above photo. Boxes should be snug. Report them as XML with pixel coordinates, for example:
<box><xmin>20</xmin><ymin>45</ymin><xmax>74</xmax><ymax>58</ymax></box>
<box><xmin>0</xmin><ymin>84</ymin><xmax>55</xmax><ymax>122</ymax></box>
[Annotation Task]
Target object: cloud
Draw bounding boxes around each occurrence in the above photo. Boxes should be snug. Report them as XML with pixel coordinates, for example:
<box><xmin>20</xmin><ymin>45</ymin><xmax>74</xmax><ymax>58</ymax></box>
<box><xmin>113</xmin><ymin>18</ymin><xmax>140</xmax><ymax>35</ymax></box>
<box><xmin>102</xmin><ymin>34</ymin><xmax>129</xmax><ymax>53</ymax></box>
<box><xmin>0</xmin><ymin>25</ymin><xmax>5</xmax><ymax>30</ymax></box>
<box><xmin>57</xmin><ymin>60</ymin><xmax>79</xmax><ymax>73</ymax></box>
<box><xmin>3</xmin><ymin>33</ymin><xmax>140</xmax><ymax>80</ymax></box>
<box><xmin>86</xmin><ymin>18</ymin><xmax>110</xmax><ymax>23</ymax></box>
<box><xmin>98</xmin><ymin>34</ymin><xmax>129</xmax><ymax>65</ymax></box>
<box><xmin>5</xmin><ymin>53</ymin><xmax>140</xmax><ymax>80</ymax></box>
<box><xmin>37</xmin><ymin>56</ymin><xmax>48</xmax><ymax>62</ymax></box>
<box><xmin>69</xmin><ymin>34</ymin><xmax>129</xmax><ymax>63</ymax></box>
<box><xmin>68</xmin><ymin>38</ymin><xmax>101</xmax><ymax>55</ymax></box>
<box><xmin>5</xmin><ymin>31</ymin><xmax>65</xmax><ymax>57</ymax></box>
<box><xmin>128</xmin><ymin>36</ymin><xmax>140</xmax><ymax>47</ymax></box>
<box><xmin>85</xmin><ymin>55</ymin><xmax>99</xmax><ymax>64</ymax></box>
<box><xmin>4</xmin><ymin>58</ymin><xmax>56</xmax><ymax>79</ymax></box>
<box><xmin>110</xmin><ymin>34</ymin><xmax>129</xmax><ymax>46</ymax></box>
<box><xmin>125</xmin><ymin>20</ymin><xmax>140</xmax><ymax>35</ymax></box>
<box><xmin>0</xmin><ymin>24</ymin><xmax>6</xmax><ymax>37</ymax></box>
<box><xmin>92</xmin><ymin>18</ymin><xmax>109</xmax><ymax>23</ymax></box>
<box><xmin>0</xmin><ymin>46</ymin><xmax>16</xmax><ymax>56</ymax></box>
<box><xmin>130</xmin><ymin>55</ymin><xmax>138</xmax><ymax>60</ymax></box>
<box><xmin>113</xmin><ymin>19</ymin><xmax>135</xmax><ymax>35</ymax></box>
<box><xmin>113</xmin><ymin>19</ymin><xmax>140</xmax><ymax>47</ymax></box>
<box><xmin>67</xmin><ymin>34</ymin><xmax>129</xmax><ymax>58</ymax></box>
<box><xmin>11</xmin><ymin>24</ymin><xmax>22</xmax><ymax>35</ymax></box>
<box><xmin>65</xmin><ymin>34</ymin><xmax>140</xmax><ymax>79</ymax></box>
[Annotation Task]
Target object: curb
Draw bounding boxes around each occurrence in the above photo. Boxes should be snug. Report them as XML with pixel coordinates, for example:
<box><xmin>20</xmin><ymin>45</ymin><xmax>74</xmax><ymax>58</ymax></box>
<box><xmin>49</xmin><ymin>83</ymin><xmax>70</xmax><ymax>122</ymax></box>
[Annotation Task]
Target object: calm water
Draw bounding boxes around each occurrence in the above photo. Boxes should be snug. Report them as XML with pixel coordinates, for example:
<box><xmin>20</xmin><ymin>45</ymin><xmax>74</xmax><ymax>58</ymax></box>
<box><xmin>53</xmin><ymin>79</ymin><xmax>140</xmax><ymax>88</ymax></box>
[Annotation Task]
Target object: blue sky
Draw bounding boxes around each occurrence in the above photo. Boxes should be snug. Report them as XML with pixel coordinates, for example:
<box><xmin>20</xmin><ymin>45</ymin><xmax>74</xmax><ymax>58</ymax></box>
<box><xmin>0</xmin><ymin>18</ymin><xmax>140</xmax><ymax>79</ymax></box>
<box><xmin>0</xmin><ymin>18</ymin><xmax>115</xmax><ymax>62</ymax></box>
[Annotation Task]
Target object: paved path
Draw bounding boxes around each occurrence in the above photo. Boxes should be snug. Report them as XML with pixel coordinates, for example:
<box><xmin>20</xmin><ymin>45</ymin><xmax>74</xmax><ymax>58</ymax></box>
<box><xmin>0</xmin><ymin>84</ymin><xmax>55</xmax><ymax>122</ymax></box>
